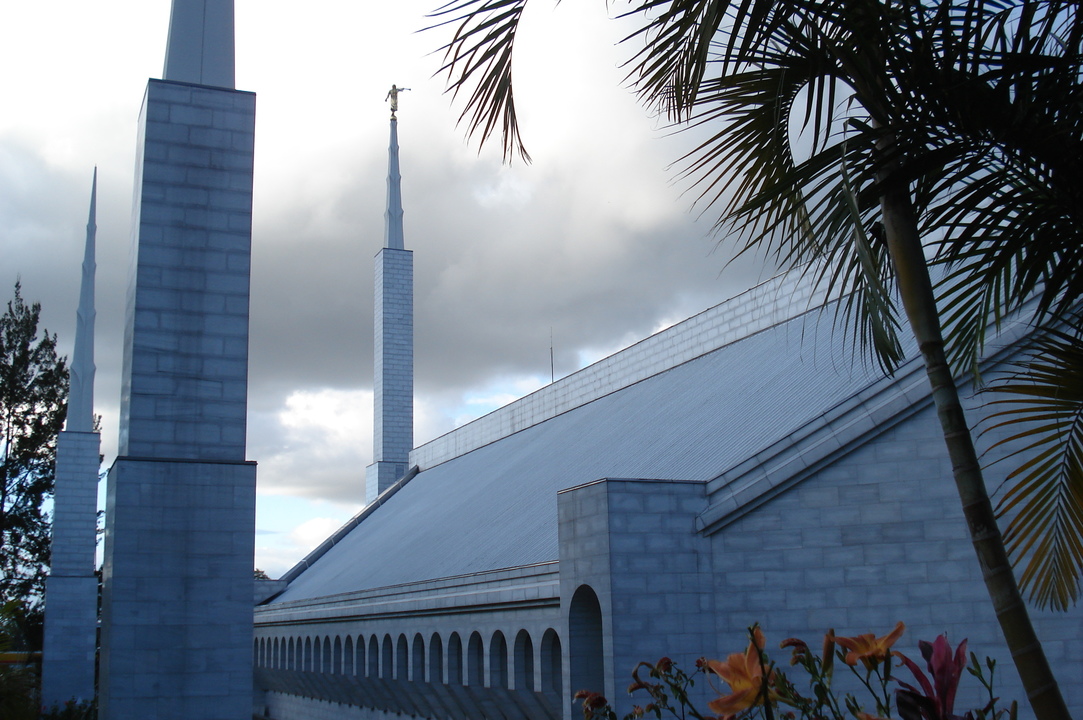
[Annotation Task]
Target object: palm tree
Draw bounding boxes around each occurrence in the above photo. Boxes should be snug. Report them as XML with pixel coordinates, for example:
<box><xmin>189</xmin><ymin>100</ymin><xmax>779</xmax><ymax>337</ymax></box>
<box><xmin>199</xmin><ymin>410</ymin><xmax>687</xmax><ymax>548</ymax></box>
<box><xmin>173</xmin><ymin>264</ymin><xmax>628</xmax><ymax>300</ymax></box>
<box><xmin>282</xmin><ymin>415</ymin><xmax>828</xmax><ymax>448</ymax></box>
<box><xmin>429</xmin><ymin>0</ymin><xmax>1080</xmax><ymax>717</ymax></box>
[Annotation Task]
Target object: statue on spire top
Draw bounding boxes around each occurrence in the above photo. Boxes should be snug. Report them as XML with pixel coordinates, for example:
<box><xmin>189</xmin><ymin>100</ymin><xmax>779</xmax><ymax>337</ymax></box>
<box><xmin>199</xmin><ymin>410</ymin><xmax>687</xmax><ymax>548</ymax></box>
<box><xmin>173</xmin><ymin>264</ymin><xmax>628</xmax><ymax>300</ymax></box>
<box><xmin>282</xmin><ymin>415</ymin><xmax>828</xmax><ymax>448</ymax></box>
<box><xmin>386</xmin><ymin>84</ymin><xmax>411</xmax><ymax>117</ymax></box>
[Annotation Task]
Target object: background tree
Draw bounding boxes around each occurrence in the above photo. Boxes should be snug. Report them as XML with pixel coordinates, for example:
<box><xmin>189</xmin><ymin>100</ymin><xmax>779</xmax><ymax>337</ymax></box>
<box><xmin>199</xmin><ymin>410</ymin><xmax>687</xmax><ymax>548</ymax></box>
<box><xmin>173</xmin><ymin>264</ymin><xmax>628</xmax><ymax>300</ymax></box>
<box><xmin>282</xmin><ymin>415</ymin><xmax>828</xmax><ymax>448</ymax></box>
<box><xmin>428</xmin><ymin>0</ymin><xmax>1080</xmax><ymax>717</ymax></box>
<box><xmin>0</xmin><ymin>600</ymin><xmax>40</xmax><ymax>720</ymax></box>
<box><xmin>0</xmin><ymin>282</ymin><xmax>68</xmax><ymax>606</ymax></box>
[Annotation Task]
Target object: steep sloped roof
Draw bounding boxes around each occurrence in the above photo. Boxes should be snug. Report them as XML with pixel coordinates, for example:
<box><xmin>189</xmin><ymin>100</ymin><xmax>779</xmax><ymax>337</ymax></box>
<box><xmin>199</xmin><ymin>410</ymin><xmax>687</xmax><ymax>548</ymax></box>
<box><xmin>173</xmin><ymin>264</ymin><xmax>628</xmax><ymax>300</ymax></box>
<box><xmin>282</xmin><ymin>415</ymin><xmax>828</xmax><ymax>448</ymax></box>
<box><xmin>272</xmin><ymin>272</ymin><xmax>910</xmax><ymax>604</ymax></box>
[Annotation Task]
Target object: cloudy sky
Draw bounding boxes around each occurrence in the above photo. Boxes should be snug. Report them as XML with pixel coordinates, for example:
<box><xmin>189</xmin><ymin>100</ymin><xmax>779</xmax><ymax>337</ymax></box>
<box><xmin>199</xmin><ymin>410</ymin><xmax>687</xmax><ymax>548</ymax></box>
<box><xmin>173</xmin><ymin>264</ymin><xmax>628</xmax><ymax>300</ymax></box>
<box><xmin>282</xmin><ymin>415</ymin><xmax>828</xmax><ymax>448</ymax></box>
<box><xmin>1</xmin><ymin>1</ymin><xmax>772</xmax><ymax>576</ymax></box>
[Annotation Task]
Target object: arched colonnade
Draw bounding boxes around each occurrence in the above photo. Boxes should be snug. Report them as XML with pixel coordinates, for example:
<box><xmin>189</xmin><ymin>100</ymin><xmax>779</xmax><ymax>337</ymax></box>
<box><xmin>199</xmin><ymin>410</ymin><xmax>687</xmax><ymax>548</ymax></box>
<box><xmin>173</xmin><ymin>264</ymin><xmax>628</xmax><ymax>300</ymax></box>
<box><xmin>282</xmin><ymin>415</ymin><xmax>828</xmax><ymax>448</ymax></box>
<box><xmin>256</xmin><ymin>626</ymin><xmax>564</xmax><ymax>696</ymax></box>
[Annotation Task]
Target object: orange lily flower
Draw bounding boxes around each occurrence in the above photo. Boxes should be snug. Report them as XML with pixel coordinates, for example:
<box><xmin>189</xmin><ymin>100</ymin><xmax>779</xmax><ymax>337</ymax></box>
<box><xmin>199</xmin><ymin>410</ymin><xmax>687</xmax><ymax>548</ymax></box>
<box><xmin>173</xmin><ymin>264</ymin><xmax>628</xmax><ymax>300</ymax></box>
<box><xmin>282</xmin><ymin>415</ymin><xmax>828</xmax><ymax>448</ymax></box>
<box><xmin>834</xmin><ymin>622</ymin><xmax>905</xmax><ymax>670</ymax></box>
<box><xmin>822</xmin><ymin>629</ymin><xmax>836</xmax><ymax>676</ymax></box>
<box><xmin>705</xmin><ymin>627</ymin><xmax>777</xmax><ymax>717</ymax></box>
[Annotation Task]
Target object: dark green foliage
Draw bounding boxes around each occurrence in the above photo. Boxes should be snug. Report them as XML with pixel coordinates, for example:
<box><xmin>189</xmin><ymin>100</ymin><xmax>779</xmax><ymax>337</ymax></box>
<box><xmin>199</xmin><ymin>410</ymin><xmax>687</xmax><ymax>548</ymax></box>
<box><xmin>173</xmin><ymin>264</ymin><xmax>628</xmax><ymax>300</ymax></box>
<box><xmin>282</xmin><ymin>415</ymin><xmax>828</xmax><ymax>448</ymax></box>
<box><xmin>0</xmin><ymin>600</ymin><xmax>42</xmax><ymax>720</ymax></box>
<box><xmin>986</xmin><ymin>319</ymin><xmax>1083</xmax><ymax>611</ymax></box>
<box><xmin>0</xmin><ymin>282</ymin><xmax>68</xmax><ymax>606</ymax></box>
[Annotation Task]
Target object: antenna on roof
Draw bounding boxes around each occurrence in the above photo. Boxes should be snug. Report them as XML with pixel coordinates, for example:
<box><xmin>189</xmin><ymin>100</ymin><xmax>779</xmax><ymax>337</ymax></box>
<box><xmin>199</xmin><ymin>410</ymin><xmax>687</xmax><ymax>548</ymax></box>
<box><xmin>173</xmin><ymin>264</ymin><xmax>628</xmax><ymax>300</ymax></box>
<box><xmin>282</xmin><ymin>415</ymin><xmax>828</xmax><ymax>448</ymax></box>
<box><xmin>550</xmin><ymin>327</ymin><xmax>555</xmax><ymax>384</ymax></box>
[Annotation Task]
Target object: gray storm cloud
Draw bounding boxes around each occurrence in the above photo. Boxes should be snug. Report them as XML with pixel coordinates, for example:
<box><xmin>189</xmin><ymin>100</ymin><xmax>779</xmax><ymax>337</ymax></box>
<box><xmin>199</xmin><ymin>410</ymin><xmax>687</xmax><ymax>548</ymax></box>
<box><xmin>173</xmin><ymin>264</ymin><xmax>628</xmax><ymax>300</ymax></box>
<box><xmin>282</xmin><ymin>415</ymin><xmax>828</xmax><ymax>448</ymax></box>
<box><xmin>1</xmin><ymin>1</ymin><xmax>772</xmax><ymax>520</ymax></box>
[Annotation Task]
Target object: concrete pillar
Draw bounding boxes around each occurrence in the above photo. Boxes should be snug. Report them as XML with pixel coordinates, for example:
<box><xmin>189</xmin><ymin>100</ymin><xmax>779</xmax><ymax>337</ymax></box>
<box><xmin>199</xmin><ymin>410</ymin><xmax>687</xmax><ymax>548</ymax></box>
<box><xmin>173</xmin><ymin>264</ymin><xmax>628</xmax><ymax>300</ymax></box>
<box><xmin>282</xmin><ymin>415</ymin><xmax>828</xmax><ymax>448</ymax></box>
<box><xmin>367</xmin><ymin>246</ymin><xmax>413</xmax><ymax>503</ymax></box>
<box><xmin>41</xmin><ymin>430</ymin><xmax>101</xmax><ymax>707</ymax></box>
<box><xmin>99</xmin><ymin>78</ymin><xmax>256</xmax><ymax>720</ymax></box>
<box><xmin>558</xmin><ymin>478</ymin><xmax>713</xmax><ymax>719</ymax></box>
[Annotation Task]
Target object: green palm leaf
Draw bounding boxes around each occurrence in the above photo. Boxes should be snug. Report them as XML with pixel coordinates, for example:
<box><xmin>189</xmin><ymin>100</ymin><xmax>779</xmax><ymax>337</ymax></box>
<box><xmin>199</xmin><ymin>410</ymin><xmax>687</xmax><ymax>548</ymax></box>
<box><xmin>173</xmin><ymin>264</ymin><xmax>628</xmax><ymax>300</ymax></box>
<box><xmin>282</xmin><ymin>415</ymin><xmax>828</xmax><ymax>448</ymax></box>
<box><xmin>986</xmin><ymin>322</ymin><xmax>1083</xmax><ymax>610</ymax></box>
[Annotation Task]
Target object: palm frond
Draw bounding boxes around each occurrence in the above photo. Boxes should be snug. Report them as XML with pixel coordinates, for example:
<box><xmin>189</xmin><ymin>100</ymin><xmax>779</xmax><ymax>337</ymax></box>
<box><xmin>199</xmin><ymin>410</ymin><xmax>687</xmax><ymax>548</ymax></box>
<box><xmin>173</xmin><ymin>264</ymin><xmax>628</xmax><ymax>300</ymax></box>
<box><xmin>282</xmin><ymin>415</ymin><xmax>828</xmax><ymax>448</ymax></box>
<box><xmin>985</xmin><ymin>322</ymin><xmax>1083</xmax><ymax>610</ymax></box>
<box><xmin>668</xmin><ymin>13</ymin><xmax>905</xmax><ymax>371</ymax></box>
<box><xmin>911</xmin><ymin>0</ymin><xmax>1083</xmax><ymax>373</ymax></box>
<box><xmin>618</xmin><ymin>0</ymin><xmax>743</xmax><ymax>119</ymax></box>
<box><xmin>428</xmin><ymin>0</ymin><xmax>532</xmax><ymax>161</ymax></box>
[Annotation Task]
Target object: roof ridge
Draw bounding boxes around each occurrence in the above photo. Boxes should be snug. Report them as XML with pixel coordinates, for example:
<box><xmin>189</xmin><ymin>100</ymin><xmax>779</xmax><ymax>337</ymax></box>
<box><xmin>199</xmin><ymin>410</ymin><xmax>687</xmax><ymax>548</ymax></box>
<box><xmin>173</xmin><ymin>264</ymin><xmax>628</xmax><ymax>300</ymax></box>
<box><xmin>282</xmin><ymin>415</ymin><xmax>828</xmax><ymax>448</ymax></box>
<box><xmin>410</xmin><ymin>268</ymin><xmax>826</xmax><ymax>470</ymax></box>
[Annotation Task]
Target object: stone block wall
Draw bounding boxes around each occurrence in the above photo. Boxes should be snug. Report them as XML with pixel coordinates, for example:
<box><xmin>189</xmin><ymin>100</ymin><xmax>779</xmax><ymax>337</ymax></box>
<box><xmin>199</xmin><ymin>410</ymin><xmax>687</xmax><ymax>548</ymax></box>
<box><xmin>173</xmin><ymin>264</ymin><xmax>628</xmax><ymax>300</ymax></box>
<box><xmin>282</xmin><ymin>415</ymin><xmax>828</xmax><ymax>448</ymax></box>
<box><xmin>101</xmin><ymin>77</ymin><xmax>258</xmax><ymax>720</ymax></box>
<box><xmin>119</xmin><ymin>79</ymin><xmax>255</xmax><ymax>462</ymax></box>
<box><xmin>369</xmin><ymin>247</ymin><xmax>413</xmax><ymax>502</ymax></box>
<box><xmin>100</xmin><ymin>457</ymin><xmax>256</xmax><ymax>720</ymax></box>
<box><xmin>558</xmin><ymin>478</ymin><xmax>713</xmax><ymax>719</ymax></box>
<box><xmin>42</xmin><ymin>430</ymin><xmax>101</xmax><ymax>706</ymax></box>
<box><xmin>707</xmin><ymin>400</ymin><xmax>1083</xmax><ymax>715</ymax></box>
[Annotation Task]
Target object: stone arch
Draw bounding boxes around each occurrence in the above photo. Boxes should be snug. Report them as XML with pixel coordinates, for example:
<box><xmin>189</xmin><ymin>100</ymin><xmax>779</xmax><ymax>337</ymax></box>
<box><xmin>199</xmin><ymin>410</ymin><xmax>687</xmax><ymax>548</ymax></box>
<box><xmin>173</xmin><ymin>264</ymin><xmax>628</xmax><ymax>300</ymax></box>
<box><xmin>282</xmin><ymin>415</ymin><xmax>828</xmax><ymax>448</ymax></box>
<box><xmin>333</xmin><ymin>636</ymin><xmax>343</xmax><ymax>674</ymax></box>
<box><xmin>271</xmin><ymin>638</ymin><xmax>279</xmax><ymax>669</ymax></box>
<box><xmin>412</xmin><ymin>633</ymin><xmax>426</xmax><ymax>681</ymax></box>
<box><xmin>514</xmin><ymin>629</ymin><xmax>535</xmax><ymax>691</ymax></box>
<box><xmin>429</xmin><ymin>632</ymin><xmax>444</xmax><ymax>683</ymax></box>
<box><xmin>569</xmin><ymin>585</ymin><xmax>604</xmax><ymax>702</ymax></box>
<box><xmin>344</xmin><ymin>635</ymin><xmax>354</xmax><ymax>675</ymax></box>
<box><xmin>467</xmin><ymin>631</ymin><xmax>484</xmax><ymax>686</ymax></box>
<box><xmin>304</xmin><ymin>636</ymin><xmax>313</xmax><ymax>671</ymax></box>
<box><xmin>490</xmin><ymin>630</ymin><xmax>509</xmax><ymax>688</ymax></box>
<box><xmin>287</xmin><ymin>637</ymin><xmax>295</xmax><ymax>669</ymax></box>
<box><xmin>253</xmin><ymin>638</ymin><xmax>260</xmax><ymax>665</ymax></box>
<box><xmin>396</xmin><ymin>634</ymin><xmax>409</xmax><ymax>680</ymax></box>
<box><xmin>382</xmin><ymin>634</ymin><xmax>394</xmax><ymax>679</ymax></box>
<box><xmin>541</xmin><ymin>629</ymin><xmax>562</xmax><ymax>696</ymax></box>
<box><xmin>368</xmin><ymin>635</ymin><xmax>380</xmax><ymax>678</ymax></box>
<box><xmin>447</xmin><ymin>632</ymin><xmax>464</xmax><ymax>684</ymax></box>
<box><xmin>321</xmin><ymin>636</ymin><xmax>332</xmax><ymax>672</ymax></box>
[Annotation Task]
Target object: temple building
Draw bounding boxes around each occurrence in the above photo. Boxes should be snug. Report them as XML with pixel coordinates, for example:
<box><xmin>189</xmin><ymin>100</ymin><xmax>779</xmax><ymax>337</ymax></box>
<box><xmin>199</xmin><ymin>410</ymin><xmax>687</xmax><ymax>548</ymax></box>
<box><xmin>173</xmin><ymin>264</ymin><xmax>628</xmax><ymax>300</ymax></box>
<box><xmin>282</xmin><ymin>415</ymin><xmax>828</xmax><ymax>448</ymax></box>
<box><xmin>38</xmin><ymin>3</ymin><xmax>1083</xmax><ymax>720</ymax></box>
<box><xmin>250</xmin><ymin>83</ymin><xmax>1083</xmax><ymax>720</ymax></box>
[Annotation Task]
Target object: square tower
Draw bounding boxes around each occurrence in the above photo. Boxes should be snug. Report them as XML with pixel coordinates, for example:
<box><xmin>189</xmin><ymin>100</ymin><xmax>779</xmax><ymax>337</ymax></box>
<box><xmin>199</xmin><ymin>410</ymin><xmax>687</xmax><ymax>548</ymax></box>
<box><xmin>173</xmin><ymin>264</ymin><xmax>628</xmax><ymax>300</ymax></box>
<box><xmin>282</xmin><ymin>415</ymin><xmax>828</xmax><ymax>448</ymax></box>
<box><xmin>98</xmin><ymin>77</ymin><xmax>257</xmax><ymax>720</ymax></box>
<box><xmin>365</xmin><ymin>113</ymin><xmax>414</xmax><ymax>502</ymax></box>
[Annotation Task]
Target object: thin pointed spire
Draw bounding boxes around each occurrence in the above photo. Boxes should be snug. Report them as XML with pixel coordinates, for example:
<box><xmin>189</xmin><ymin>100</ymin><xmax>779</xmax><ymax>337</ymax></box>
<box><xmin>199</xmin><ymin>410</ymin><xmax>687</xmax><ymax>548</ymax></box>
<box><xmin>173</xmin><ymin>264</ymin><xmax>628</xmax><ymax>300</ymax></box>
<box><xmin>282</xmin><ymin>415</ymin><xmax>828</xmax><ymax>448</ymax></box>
<box><xmin>163</xmin><ymin>0</ymin><xmax>235</xmax><ymax>88</ymax></box>
<box><xmin>67</xmin><ymin>169</ymin><xmax>96</xmax><ymax>433</ymax></box>
<box><xmin>384</xmin><ymin>114</ymin><xmax>405</xmax><ymax>250</ymax></box>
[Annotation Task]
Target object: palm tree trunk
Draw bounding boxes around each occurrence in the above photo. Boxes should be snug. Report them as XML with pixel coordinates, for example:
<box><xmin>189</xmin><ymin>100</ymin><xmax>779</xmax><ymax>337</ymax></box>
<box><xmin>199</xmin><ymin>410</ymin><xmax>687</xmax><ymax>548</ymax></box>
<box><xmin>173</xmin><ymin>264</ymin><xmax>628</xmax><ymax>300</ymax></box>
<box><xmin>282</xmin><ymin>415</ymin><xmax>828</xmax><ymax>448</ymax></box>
<box><xmin>878</xmin><ymin>176</ymin><xmax>1071</xmax><ymax>720</ymax></box>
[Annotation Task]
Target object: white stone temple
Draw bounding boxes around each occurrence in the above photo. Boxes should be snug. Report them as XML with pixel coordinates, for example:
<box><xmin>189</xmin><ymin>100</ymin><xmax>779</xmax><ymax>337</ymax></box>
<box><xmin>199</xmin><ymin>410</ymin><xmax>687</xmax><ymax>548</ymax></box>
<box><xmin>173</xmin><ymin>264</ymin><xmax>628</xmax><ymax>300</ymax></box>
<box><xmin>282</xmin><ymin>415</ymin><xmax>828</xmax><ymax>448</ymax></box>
<box><xmin>253</xmin><ymin>257</ymin><xmax>1083</xmax><ymax>719</ymax></box>
<box><xmin>40</xmin><ymin>3</ymin><xmax>1083</xmax><ymax>720</ymax></box>
<box><xmin>247</xmin><ymin>38</ymin><xmax>1083</xmax><ymax>720</ymax></box>
<box><xmin>247</xmin><ymin>45</ymin><xmax>1083</xmax><ymax>720</ymax></box>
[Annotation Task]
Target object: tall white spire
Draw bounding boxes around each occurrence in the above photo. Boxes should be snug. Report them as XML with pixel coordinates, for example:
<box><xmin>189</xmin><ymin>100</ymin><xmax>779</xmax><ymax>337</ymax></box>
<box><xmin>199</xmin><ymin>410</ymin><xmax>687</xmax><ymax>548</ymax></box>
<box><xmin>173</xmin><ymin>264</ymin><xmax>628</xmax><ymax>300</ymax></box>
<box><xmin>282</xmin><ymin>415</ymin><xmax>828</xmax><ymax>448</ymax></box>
<box><xmin>385</xmin><ymin>117</ymin><xmax>405</xmax><ymax>250</ymax></box>
<box><xmin>67</xmin><ymin>169</ymin><xmax>96</xmax><ymax>433</ymax></box>
<box><xmin>163</xmin><ymin>0</ymin><xmax>235</xmax><ymax>88</ymax></box>
<box><xmin>367</xmin><ymin>88</ymin><xmax>414</xmax><ymax>503</ymax></box>
<box><xmin>43</xmin><ymin>170</ymin><xmax>101</xmax><ymax>707</ymax></box>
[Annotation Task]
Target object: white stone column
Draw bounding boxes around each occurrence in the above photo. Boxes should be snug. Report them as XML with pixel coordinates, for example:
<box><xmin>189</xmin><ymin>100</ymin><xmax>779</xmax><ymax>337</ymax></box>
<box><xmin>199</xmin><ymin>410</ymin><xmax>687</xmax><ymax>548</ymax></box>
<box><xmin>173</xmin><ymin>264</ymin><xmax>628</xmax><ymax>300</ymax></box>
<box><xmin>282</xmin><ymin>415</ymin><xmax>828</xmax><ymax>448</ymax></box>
<box><xmin>163</xmin><ymin>0</ymin><xmax>235</xmax><ymax>88</ymax></box>
<box><xmin>41</xmin><ymin>431</ymin><xmax>100</xmax><ymax>707</ymax></box>
<box><xmin>42</xmin><ymin>169</ymin><xmax>101</xmax><ymax>708</ymax></box>
<box><xmin>367</xmin><ymin>246</ymin><xmax>414</xmax><ymax>503</ymax></box>
<box><xmin>99</xmin><ymin>78</ymin><xmax>256</xmax><ymax>720</ymax></box>
<box><xmin>366</xmin><ymin>115</ymin><xmax>414</xmax><ymax>503</ymax></box>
